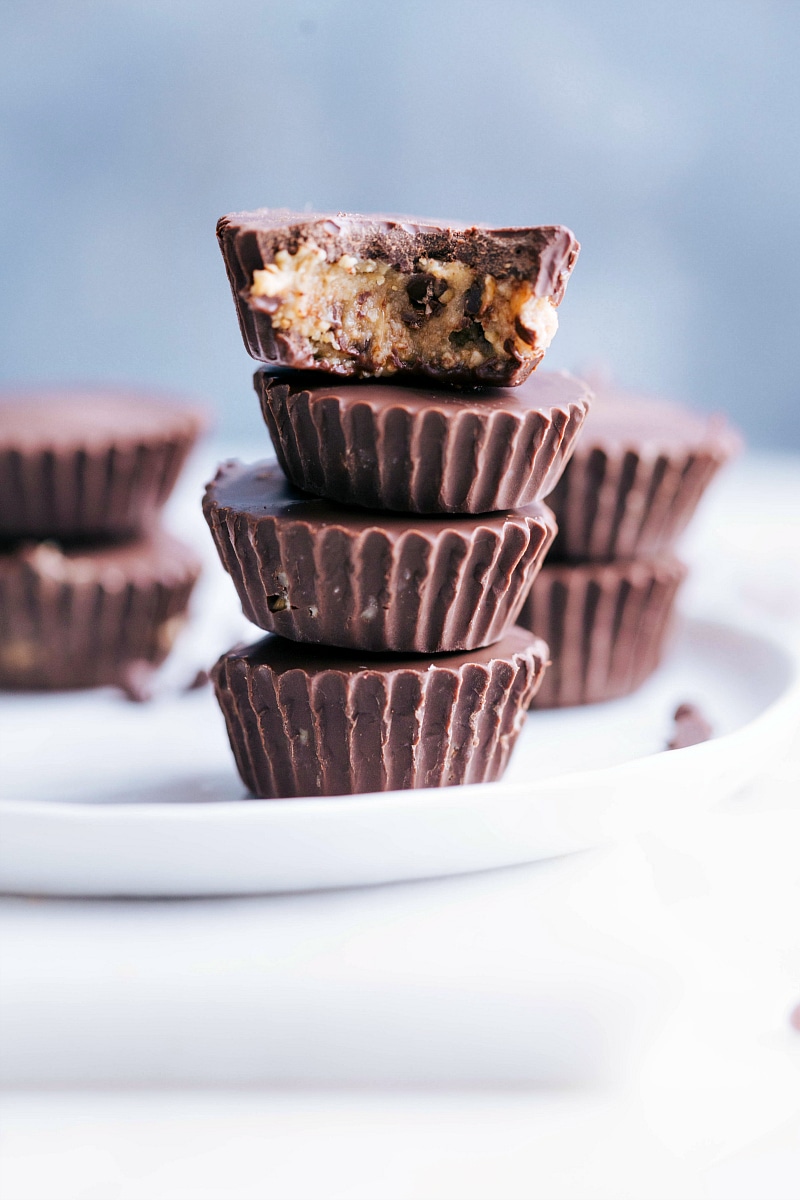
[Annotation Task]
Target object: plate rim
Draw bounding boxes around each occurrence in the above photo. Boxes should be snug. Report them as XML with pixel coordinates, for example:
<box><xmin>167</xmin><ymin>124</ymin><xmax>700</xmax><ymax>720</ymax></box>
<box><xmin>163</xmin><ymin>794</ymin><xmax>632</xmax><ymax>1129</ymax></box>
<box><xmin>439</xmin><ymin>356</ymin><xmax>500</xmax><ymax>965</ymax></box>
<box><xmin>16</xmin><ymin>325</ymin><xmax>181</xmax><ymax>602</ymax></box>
<box><xmin>2</xmin><ymin>611</ymin><xmax>798</xmax><ymax>826</ymax></box>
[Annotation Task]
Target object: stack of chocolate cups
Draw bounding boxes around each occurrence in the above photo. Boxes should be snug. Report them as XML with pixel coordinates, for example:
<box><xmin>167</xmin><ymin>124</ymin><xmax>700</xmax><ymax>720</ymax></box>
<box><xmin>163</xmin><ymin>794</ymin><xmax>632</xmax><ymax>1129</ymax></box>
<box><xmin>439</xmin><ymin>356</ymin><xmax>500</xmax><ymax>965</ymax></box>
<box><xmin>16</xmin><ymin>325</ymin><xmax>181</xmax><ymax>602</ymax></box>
<box><xmin>206</xmin><ymin>209</ymin><xmax>592</xmax><ymax>798</ymax></box>
<box><xmin>0</xmin><ymin>388</ymin><xmax>204</xmax><ymax>690</ymax></box>
<box><xmin>517</xmin><ymin>384</ymin><xmax>742</xmax><ymax>708</ymax></box>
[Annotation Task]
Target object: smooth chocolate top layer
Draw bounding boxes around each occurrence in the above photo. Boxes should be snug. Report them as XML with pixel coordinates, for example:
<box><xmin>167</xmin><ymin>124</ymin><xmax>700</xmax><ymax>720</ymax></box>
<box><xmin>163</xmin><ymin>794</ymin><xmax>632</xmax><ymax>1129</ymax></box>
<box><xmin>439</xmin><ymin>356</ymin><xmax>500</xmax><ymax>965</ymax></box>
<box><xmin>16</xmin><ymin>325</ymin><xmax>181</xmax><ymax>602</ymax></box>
<box><xmin>217</xmin><ymin>209</ymin><xmax>579</xmax><ymax>301</ymax></box>
<box><xmin>0</xmin><ymin>388</ymin><xmax>207</xmax><ymax>451</ymax></box>
<box><xmin>0</xmin><ymin>528</ymin><xmax>201</xmax><ymax>586</ymax></box>
<box><xmin>205</xmin><ymin>458</ymin><xmax>554</xmax><ymax>536</ymax></box>
<box><xmin>574</xmin><ymin>386</ymin><xmax>741</xmax><ymax>457</ymax></box>
<box><xmin>204</xmin><ymin>460</ymin><xmax>555</xmax><ymax>654</ymax></box>
<box><xmin>222</xmin><ymin>624</ymin><xmax>545</xmax><ymax>678</ymax></box>
<box><xmin>256</xmin><ymin>366</ymin><xmax>592</xmax><ymax>416</ymax></box>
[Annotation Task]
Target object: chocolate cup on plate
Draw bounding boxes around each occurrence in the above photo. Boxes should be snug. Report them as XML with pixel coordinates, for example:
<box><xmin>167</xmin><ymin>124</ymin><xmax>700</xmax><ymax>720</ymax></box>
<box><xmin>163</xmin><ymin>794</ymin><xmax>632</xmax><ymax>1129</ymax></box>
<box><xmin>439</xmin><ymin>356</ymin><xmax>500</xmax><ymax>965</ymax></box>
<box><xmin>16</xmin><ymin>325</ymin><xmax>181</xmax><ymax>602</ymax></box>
<box><xmin>255</xmin><ymin>369</ymin><xmax>591</xmax><ymax>514</ymax></box>
<box><xmin>203</xmin><ymin>460</ymin><xmax>556</xmax><ymax>654</ymax></box>
<box><xmin>0</xmin><ymin>531</ymin><xmax>201</xmax><ymax>690</ymax></box>
<box><xmin>545</xmin><ymin>388</ymin><xmax>741</xmax><ymax>561</ymax></box>
<box><xmin>211</xmin><ymin>626</ymin><xmax>548</xmax><ymax>798</ymax></box>
<box><xmin>517</xmin><ymin>554</ymin><xmax>687</xmax><ymax>709</ymax></box>
<box><xmin>0</xmin><ymin>388</ymin><xmax>206</xmax><ymax>540</ymax></box>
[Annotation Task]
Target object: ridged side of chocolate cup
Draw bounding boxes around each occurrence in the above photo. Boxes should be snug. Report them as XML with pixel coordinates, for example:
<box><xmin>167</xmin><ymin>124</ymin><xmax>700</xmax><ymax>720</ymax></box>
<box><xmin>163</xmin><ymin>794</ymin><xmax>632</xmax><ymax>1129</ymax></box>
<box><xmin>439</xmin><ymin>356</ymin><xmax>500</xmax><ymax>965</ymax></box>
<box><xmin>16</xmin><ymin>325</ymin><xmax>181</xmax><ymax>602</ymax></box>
<box><xmin>0</xmin><ymin>436</ymin><xmax>199</xmax><ymax>541</ymax></box>
<box><xmin>545</xmin><ymin>397</ymin><xmax>742</xmax><ymax>561</ymax></box>
<box><xmin>517</xmin><ymin>555</ymin><xmax>687</xmax><ymax>708</ymax></box>
<box><xmin>255</xmin><ymin>370</ymin><xmax>591</xmax><ymax>513</ymax></box>
<box><xmin>0</xmin><ymin>390</ymin><xmax>206</xmax><ymax>540</ymax></box>
<box><xmin>211</xmin><ymin>627</ymin><xmax>548</xmax><ymax>798</ymax></box>
<box><xmin>0</xmin><ymin>532</ymin><xmax>201</xmax><ymax>690</ymax></box>
<box><xmin>203</xmin><ymin>460</ymin><xmax>556</xmax><ymax>653</ymax></box>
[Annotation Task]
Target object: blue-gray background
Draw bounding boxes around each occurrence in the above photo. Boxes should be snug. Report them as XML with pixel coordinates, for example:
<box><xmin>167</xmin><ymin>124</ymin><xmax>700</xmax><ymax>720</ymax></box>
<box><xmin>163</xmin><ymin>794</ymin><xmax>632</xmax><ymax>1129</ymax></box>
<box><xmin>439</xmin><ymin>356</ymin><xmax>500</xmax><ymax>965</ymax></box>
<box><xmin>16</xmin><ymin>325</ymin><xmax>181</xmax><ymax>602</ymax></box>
<box><xmin>2</xmin><ymin>0</ymin><xmax>798</xmax><ymax>448</ymax></box>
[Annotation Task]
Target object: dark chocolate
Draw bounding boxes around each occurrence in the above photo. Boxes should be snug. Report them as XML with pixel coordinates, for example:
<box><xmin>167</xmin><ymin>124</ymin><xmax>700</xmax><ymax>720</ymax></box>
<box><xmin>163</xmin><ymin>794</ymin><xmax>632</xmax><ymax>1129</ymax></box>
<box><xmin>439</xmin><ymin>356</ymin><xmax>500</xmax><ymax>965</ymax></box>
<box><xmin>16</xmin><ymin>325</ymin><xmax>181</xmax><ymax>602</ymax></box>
<box><xmin>203</xmin><ymin>460</ymin><xmax>556</xmax><ymax>653</ymax></box>
<box><xmin>667</xmin><ymin>702</ymin><xmax>713</xmax><ymax>750</ymax></box>
<box><xmin>255</xmin><ymin>369</ymin><xmax>591</xmax><ymax>513</ymax></box>
<box><xmin>517</xmin><ymin>554</ymin><xmax>687</xmax><ymax>708</ymax></box>
<box><xmin>217</xmin><ymin>209</ymin><xmax>579</xmax><ymax>385</ymax></box>
<box><xmin>545</xmin><ymin>386</ymin><xmax>741</xmax><ymax>562</ymax></box>
<box><xmin>0</xmin><ymin>388</ymin><xmax>207</xmax><ymax>541</ymax></box>
<box><xmin>0</xmin><ymin>531</ymin><xmax>201</xmax><ymax>690</ymax></box>
<box><xmin>212</xmin><ymin>626</ymin><xmax>548</xmax><ymax>798</ymax></box>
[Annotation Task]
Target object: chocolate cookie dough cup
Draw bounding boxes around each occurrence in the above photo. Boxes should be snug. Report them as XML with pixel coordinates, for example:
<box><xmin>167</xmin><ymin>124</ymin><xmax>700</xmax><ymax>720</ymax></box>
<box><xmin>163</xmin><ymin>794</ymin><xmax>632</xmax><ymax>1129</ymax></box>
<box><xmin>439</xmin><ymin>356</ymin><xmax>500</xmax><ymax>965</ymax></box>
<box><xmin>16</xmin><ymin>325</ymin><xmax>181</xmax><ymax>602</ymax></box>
<box><xmin>0</xmin><ymin>532</ymin><xmax>201</xmax><ymax>690</ymax></box>
<box><xmin>517</xmin><ymin>554</ymin><xmax>687</xmax><ymax>709</ymax></box>
<box><xmin>0</xmin><ymin>389</ymin><xmax>206</xmax><ymax>540</ymax></box>
<box><xmin>255</xmin><ymin>369</ymin><xmax>591</xmax><ymax>514</ymax></box>
<box><xmin>218</xmin><ymin>209</ymin><xmax>579</xmax><ymax>385</ymax></box>
<box><xmin>204</xmin><ymin>461</ymin><xmax>556</xmax><ymax>654</ymax></box>
<box><xmin>211</xmin><ymin>627</ymin><xmax>548</xmax><ymax>798</ymax></box>
<box><xmin>546</xmin><ymin>393</ymin><xmax>741</xmax><ymax>561</ymax></box>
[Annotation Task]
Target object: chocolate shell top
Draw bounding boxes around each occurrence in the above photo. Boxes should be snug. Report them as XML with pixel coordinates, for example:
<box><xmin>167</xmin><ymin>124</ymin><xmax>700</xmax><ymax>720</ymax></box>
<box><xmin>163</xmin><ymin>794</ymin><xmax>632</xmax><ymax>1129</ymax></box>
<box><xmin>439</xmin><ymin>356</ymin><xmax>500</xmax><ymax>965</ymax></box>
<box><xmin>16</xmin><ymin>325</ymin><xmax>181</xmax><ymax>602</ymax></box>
<box><xmin>203</xmin><ymin>460</ymin><xmax>556</xmax><ymax>653</ymax></box>
<box><xmin>0</xmin><ymin>530</ymin><xmax>201</xmax><ymax>690</ymax></box>
<box><xmin>205</xmin><ymin>456</ymin><xmax>555</xmax><ymax>533</ymax></box>
<box><xmin>212</xmin><ymin>624</ymin><xmax>548</xmax><ymax>796</ymax></box>
<box><xmin>0</xmin><ymin>528</ymin><xmax>201</xmax><ymax>588</ymax></box>
<box><xmin>0</xmin><ymin>387</ymin><xmax>206</xmax><ymax>450</ymax></box>
<box><xmin>0</xmin><ymin>387</ymin><xmax>207</xmax><ymax>541</ymax></box>
<box><xmin>255</xmin><ymin>368</ymin><xmax>592</xmax><ymax>513</ymax></box>
<box><xmin>226</xmin><ymin>623</ymin><xmax>544</xmax><ymax>677</ymax></box>
<box><xmin>567</xmin><ymin>388</ymin><xmax>741</xmax><ymax>457</ymax></box>
<box><xmin>257</xmin><ymin>367</ymin><xmax>591</xmax><ymax>418</ymax></box>
<box><xmin>545</xmin><ymin>385</ymin><xmax>741</xmax><ymax>562</ymax></box>
<box><xmin>217</xmin><ymin>209</ymin><xmax>579</xmax><ymax>300</ymax></box>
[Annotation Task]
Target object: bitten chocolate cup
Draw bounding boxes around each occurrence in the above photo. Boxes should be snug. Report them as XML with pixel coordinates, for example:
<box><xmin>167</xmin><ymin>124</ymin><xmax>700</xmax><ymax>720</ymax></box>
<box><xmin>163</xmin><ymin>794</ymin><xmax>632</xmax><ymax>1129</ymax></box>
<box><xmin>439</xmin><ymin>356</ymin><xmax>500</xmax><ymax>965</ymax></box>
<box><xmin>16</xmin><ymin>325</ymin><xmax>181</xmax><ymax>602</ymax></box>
<box><xmin>0</xmin><ymin>388</ymin><xmax>206</xmax><ymax>540</ymax></box>
<box><xmin>203</xmin><ymin>460</ymin><xmax>556</xmax><ymax>654</ymax></box>
<box><xmin>0</xmin><ymin>531</ymin><xmax>201</xmax><ymax>690</ymax></box>
<box><xmin>255</xmin><ymin>369</ymin><xmax>591</xmax><ymax>514</ymax></box>
<box><xmin>545</xmin><ymin>387</ymin><xmax>741</xmax><ymax>561</ymax></box>
<box><xmin>517</xmin><ymin>554</ymin><xmax>687</xmax><ymax>709</ymax></box>
<box><xmin>212</xmin><ymin>627</ymin><xmax>548</xmax><ymax>798</ymax></box>
<box><xmin>218</xmin><ymin>209</ymin><xmax>579</xmax><ymax>385</ymax></box>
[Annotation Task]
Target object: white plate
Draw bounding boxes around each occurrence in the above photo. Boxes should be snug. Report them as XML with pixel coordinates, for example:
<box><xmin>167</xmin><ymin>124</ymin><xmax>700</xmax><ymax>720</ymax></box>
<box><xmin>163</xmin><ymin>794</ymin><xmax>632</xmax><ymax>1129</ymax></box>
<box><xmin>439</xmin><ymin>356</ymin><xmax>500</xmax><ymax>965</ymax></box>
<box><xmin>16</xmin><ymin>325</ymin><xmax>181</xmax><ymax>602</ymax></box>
<box><xmin>1</xmin><ymin>613</ymin><xmax>798</xmax><ymax>897</ymax></box>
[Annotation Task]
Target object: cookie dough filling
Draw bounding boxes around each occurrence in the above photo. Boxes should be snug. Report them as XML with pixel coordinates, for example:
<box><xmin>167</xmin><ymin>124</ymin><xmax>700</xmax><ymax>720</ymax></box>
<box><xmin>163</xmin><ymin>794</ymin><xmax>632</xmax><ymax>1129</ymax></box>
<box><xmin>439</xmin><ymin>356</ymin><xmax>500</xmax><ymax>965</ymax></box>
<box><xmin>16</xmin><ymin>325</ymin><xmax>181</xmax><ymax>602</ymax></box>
<box><xmin>248</xmin><ymin>241</ymin><xmax>558</xmax><ymax>376</ymax></box>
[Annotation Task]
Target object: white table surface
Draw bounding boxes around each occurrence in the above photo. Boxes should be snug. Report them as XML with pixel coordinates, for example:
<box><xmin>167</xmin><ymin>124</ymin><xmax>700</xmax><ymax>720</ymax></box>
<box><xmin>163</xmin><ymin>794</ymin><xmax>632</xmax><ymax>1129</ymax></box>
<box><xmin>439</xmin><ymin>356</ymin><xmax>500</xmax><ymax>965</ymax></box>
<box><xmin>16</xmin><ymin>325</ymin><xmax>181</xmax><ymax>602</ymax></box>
<box><xmin>1</xmin><ymin>451</ymin><xmax>800</xmax><ymax>1200</ymax></box>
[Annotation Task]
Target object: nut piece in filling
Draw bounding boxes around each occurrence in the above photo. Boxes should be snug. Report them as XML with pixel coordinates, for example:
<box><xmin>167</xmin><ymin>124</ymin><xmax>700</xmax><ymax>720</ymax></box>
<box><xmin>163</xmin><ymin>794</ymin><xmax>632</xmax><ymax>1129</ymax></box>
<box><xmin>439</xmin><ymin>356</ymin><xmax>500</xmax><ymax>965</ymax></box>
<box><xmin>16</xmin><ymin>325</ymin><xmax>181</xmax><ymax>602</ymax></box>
<box><xmin>217</xmin><ymin>210</ymin><xmax>579</xmax><ymax>384</ymax></box>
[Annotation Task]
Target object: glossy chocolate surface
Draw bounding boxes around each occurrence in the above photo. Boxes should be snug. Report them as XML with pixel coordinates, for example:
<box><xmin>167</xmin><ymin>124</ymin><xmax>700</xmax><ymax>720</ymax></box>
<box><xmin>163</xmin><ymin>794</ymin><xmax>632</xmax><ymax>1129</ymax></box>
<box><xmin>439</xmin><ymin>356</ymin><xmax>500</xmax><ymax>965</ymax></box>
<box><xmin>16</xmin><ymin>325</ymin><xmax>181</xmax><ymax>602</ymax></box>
<box><xmin>0</xmin><ymin>531</ymin><xmax>201</xmax><ymax>690</ymax></box>
<box><xmin>218</xmin><ymin>209</ymin><xmax>578</xmax><ymax>292</ymax></box>
<box><xmin>204</xmin><ymin>460</ymin><xmax>556</xmax><ymax>653</ymax></box>
<box><xmin>212</xmin><ymin>626</ymin><xmax>548</xmax><ymax>797</ymax></box>
<box><xmin>256</xmin><ymin>369</ymin><xmax>591</xmax><ymax>513</ymax></box>
<box><xmin>218</xmin><ymin>209</ymin><xmax>579</xmax><ymax>384</ymax></box>
<box><xmin>518</xmin><ymin>554</ymin><xmax>686</xmax><ymax>708</ymax></box>
<box><xmin>0</xmin><ymin>388</ymin><xmax>206</xmax><ymax>540</ymax></box>
<box><xmin>546</xmin><ymin>387</ymin><xmax>741</xmax><ymax>562</ymax></box>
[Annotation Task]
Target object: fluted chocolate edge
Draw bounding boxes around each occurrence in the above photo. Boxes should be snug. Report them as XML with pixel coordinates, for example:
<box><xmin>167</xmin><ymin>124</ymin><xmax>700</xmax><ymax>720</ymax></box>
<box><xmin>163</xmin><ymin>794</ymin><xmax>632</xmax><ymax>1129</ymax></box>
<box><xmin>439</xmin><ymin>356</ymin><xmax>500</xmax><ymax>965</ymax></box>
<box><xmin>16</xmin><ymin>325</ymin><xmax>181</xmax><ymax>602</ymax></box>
<box><xmin>517</xmin><ymin>556</ymin><xmax>687</xmax><ymax>708</ymax></box>
<box><xmin>0</xmin><ymin>538</ymin><xmax>201</xmax><ymax>690</ymax></box>
<box><xmin>546</xmin><ymin>439</ymin><xmax>739</xmax><ymax>561</ymax></box>
<box><xmin>211</xmin><ymin>631</ymin><xmax>548</xmax><ymax>798</ymax></box>
<box><xmin>255</xmin><ymin>374</ymin><xmax>589</xmax><ymax>513</ymax></box>
<box><xmin>0</xmin><ymin>431</ymin><xmax>201</xmax><ymax>541</ymax></box>
<box><xmin>203</xmin><ymin>472</ymin><xmax>556</xmax><ymax>653</ymax></box>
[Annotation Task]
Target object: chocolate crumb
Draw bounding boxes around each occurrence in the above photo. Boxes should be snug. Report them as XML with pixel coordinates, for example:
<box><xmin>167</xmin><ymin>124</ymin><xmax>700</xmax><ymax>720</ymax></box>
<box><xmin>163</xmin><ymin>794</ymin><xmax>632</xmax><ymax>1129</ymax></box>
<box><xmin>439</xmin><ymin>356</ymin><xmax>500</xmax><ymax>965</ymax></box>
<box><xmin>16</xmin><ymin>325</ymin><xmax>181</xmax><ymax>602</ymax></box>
<box><xmin>184</xmin><ymin>667</ymin><xmax>210</xmax><ymax>692</ymax></box>
<box><xmin>118</xmin><ymin>661</ymin><xmax>157</xmax><ymax>703</ymax></box>
<box><xmin>667</xmin><ymin>702</ymin><xmax>713</xmax><ymax>750</ymax></box>
<box><xmin>463</xmin><ymin>278</ymin><xmax>484</xmax><ymax>317</ymax></box>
